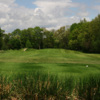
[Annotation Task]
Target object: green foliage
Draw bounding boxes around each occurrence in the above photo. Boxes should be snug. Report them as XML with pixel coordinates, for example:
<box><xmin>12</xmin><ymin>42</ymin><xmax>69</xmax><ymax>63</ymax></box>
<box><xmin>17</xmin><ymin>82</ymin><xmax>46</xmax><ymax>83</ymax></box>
<box><xmin>8</xmin><ymin>37</ymin><xmax>21</xmax><ymax>49</ymax></box>
<box><xmin>34</xmin><ymin>26</ymin><xmax>44</xmax><ymax>49</ymax></box>
<box><xmin>26</xmin><ymin>40</ymin><xmax>32</xmax><ymax>48</ymax></box>
<box><xmin>43</xmin><ymin>31</ymin><xmax>54</xmax><ymax>48</ymax></box>
<box><xmin>0</xmin><ymin>28</ymin><xmax>4</xmax><ymax>50</ymax></box>
<box><xmin>12</xmin><ymin>29</ymin><xmax>21</xmax><ymax>36</ymax></box>
<box><xmin>2</xmin><ymin>34</ymin><xmax>10</xmax><ymax>50</ymax></box>
<box><xmin>54</xmin><ymin>26</ymin><xmax>69</xmax><ymax>48</ymax></box>
<box><xmin>89</xmin><ymin>15</ymin><xmax>100</xmax><ymax>53</ymax></box>
<box><xmin>68</xmin><ymin>16</ymin><xmax>100</xmax><ymax>53</ymax></box>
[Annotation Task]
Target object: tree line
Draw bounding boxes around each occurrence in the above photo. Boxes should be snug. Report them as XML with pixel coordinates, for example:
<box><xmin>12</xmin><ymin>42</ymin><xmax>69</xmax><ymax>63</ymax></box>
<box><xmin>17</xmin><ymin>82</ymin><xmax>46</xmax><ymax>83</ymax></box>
<box><xmin>0</xmin><ymin>14</ymin><xmax>100</xmax><ymax>53</ymax></box>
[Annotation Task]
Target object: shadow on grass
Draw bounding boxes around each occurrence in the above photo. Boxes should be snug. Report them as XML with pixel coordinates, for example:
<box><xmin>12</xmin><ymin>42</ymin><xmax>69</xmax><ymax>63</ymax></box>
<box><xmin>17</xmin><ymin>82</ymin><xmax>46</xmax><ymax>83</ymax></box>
<box><xmin>19</xmin><ymin>63</ymin><xmax>44</xmax><ymax>70</ymax></box>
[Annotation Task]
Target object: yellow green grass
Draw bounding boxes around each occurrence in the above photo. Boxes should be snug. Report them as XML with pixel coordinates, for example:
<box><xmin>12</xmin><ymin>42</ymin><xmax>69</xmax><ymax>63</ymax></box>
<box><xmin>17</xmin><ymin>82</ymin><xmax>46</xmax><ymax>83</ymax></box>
<box><xmin>0</xmin><ymin>49</ymin><xmax>100</xmax><ymax>64</ymax></box>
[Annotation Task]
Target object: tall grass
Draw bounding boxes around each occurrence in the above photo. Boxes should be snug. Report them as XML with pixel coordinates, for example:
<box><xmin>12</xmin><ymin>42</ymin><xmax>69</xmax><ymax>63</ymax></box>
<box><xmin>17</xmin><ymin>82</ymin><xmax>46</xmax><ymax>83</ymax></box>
<box><xmin>0</xmin><ymin>72</ymin><xmax>100</xmax><ymax>100</ymax></box>
<box><xmin>76</xmin><ymin>74</ymin><xmax>100</xmax><ymax>100</ymax></box>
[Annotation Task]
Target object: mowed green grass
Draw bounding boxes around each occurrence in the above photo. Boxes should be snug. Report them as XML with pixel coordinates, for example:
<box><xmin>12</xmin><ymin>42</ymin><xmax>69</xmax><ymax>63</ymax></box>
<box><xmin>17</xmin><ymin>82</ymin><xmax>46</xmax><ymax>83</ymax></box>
<box><xmin>0</xmin><ymin>49</ymin><xmax>100</xmax><ymax>77</ymax></box>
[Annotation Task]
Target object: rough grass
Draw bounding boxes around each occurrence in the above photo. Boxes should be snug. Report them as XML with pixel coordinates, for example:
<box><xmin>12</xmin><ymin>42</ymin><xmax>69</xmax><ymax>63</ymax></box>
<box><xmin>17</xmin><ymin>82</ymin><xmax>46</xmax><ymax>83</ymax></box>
<box><xmin>0</xmin><ymin>49</ymin><xmax>100</xmax><ymax>100</ymax></box>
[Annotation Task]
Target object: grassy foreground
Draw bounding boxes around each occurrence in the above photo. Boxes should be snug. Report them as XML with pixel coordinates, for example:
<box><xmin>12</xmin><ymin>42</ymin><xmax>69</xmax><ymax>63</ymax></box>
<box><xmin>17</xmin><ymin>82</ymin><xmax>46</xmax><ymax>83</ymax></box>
<box><xmin>0</xmin><ymin>49</ymin><xmax>100</xmax><ymax>100</ymax></box>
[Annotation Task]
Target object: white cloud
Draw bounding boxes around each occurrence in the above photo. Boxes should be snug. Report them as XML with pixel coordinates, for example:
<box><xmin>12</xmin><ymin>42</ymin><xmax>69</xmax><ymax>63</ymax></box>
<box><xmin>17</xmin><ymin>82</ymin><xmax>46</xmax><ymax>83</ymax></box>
<box><xmin>93</xmin><ymin>5</ymin><xmax>100</xmax><ymax>11</ymax></box>
<box><xmin>77</xmin><ymin>11</ymin><xmax>89</xmax><ymax>17</ymax></box>
<box><xmin>33</xmin><ymin>0</ymin><xmax>78</xmax><ymax>17</ymax></box>
<box><xmin>0</xmin><ymin>3</ymin><xmax>10</xmax><ymax>13</ymax></box>
<box><xmin>0</xmin><ymin>0</ymin><xmax>91</xmax><ymax>32</ymax></box>
<box><xmin>0</xmin><ymin>0</ymin><xmax>15</xmax><ymax>5</ymax></box>
<box><xmin>32</xmin><ymin>0</ymin><xmax>89</xmax><ymax>29</ymax></box>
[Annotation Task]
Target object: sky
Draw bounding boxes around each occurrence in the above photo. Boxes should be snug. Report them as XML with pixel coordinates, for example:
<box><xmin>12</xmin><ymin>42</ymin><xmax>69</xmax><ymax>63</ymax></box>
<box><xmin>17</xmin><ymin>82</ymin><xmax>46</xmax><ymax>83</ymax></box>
<box><xmin>0</xmin><ymin>0</ymin><xmax>100</xmax><ymax>33</ymax></box>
